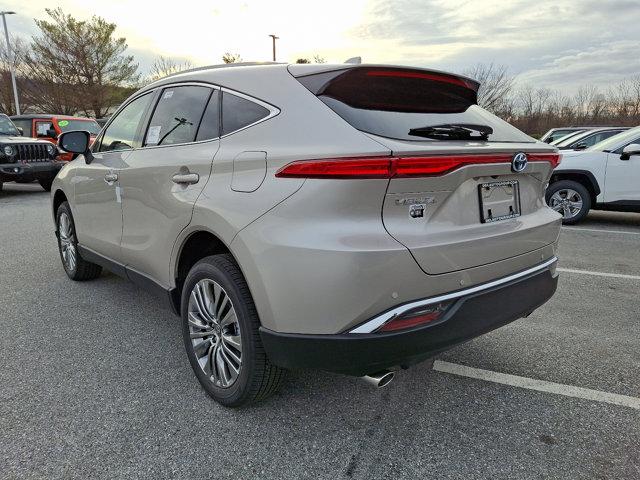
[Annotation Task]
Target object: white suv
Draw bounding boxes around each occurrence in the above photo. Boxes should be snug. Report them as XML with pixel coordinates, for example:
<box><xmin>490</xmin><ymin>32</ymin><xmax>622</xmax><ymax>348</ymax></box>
<box><xmin>546</xmin><ymin>127</ymin><xmax>640</xmax><ymax>223</ymax></box>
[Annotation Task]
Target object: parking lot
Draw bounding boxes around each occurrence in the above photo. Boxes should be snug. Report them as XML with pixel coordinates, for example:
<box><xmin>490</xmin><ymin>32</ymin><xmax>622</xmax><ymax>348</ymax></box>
<box><xmin>1</xmin><ymin>183</ymin><xmax>638</xmax><ymax>479</ymax></box>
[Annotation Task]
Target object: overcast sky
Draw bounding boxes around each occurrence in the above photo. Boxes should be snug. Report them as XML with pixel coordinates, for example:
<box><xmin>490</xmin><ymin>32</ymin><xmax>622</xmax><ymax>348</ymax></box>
<box><xmin>3</xmin><ymin>0</ymin><xmax>639</xmax><ymax>92</ymax></box>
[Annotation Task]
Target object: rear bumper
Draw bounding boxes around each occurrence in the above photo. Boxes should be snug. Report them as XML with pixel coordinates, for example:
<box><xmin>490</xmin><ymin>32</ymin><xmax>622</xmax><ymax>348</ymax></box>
<box><xmin>260</xmin><ymin>258</ymin><xmax>558</xmax><ymax>376</ymax></box>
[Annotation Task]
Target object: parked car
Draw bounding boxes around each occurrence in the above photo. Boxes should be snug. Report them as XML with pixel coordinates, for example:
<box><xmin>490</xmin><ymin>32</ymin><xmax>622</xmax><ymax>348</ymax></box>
<box><xmin>10</xmin><ymin>114</ymin><xmax>101</xmax><ymax>161</ymax></box>
<box><xmin>0</xmin><ymin>114</ymin><xmax>60</xmax><ymax>191</ymax></box>
<box><xmin>540</xmin><ymin>127</ymin><xmax>587</xmax><ymax>144</ymax></box>
<box><xmin>551</xmin><ymin>127</ymin><xmax>628</xmax><ymax>150</ymax></box>
<box><xmin>547</xmin><ymin>126</ymin><xmax>640</xmax><ymax>223</ymax></box>
<box><xmin>51</xmin><ymin>63</ymin><xmax>561</xmax><ymax>406</ymax></box>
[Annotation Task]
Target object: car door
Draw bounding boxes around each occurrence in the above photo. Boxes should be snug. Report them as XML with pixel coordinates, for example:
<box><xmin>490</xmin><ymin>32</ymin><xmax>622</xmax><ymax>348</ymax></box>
<box><xmin>118</xmin><ymin>84</ymin><xmax>221</xmax><ymax>286</ymax></box>
<box><xmin>72</xmin><ymin>92</ymin><xmax>154</xmax><ymax>260</ymax></box>
<box><xmin>604</xmin><ymin>136</ymin><xmax>640</xmax><ymax>202</ymax></box>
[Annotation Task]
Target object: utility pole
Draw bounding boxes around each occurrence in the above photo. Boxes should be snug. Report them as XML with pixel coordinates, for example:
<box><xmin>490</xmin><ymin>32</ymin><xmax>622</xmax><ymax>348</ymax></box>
<box><xmin>268</xmin><ymin>34</ymin><xmax>279</xmax><ymax>62</ymax></box>
<box><xmin>1</xmin><ymin>11</ymin><xmax>20</xmax><ymax>115</ymax></box>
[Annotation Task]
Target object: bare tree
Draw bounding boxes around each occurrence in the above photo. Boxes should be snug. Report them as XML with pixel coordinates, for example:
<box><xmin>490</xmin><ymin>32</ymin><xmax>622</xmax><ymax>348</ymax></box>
<box><xmin>295</xmin><ymin>54</ymin><xmax>327</xmax><ymax>64</ymax></box>
<box><xmin>148</xmin><ymin>56</ymin><xmax>193</xmax><ymax>82</ymax></box>
<box><xmin>463</xmin><ymin>63</ymin><xmax>516</xmax><ymax>114</ymax></box>
<box><xmin>222</xmin><ymin>52</ymin><xmax>242</xmax><ymax>64</ymax></box>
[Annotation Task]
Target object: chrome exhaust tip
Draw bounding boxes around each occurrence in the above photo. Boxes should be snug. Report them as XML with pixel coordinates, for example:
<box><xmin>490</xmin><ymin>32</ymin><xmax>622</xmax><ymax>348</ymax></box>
<box><xmin>362</xmin><ymin>370</ymin><xmax>395</xmax><ymax>388</ymax></box>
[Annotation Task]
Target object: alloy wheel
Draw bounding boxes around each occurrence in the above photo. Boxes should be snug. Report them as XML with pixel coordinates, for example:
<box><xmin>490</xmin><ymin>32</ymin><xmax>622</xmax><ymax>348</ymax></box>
<box><xmin>58</xmin><ymin>212</ymin><xmax>77</xmax><ymax>272</ymax></box>
<box><xmin>188</xmin><ymin>279</ymin><xmax>243</xmax><ymax>388</ymax></box>
<box><xmin>549</xmin><ymin>188</ymin><xmax>583</xmax><ymax>219</ymax></box>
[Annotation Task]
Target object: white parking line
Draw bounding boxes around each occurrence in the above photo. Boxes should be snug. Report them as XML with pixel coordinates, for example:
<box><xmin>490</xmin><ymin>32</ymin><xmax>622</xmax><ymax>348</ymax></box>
<box><xmin>433</xmin><ymin>361</ymin><xmax>640</xmax><ymax>410</ymax></box>
<box><xmin>557</xmin><ymin>267</ymin><xmax>640</xmax><ymax>281</ymax></box>
<box><xmin>562</xmin><ymin>226</ymin><xmax>640</xmax><ymax>236</ymax></box>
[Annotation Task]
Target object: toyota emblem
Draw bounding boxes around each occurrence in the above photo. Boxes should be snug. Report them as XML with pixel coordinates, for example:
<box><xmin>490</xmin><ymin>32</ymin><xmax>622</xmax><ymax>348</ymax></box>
<box><xmin>511</xmin><ymin>152</ymin><xmax>528</xmax><ymax>172</ymax></box>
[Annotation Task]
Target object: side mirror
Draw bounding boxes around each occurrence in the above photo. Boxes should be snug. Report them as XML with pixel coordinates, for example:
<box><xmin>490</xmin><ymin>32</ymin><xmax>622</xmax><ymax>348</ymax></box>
<box><xmin>620</xmin><ymin>143</ymin><xmax>640</xmax><ymax>160</ymax></box>
<box><xmin>58</xmin><ymin>130</ymin><xmax>94</xmax><ymax>163</ymax></box>
<box><xmin>574</xmin><ymin>142</ymin><xmax>587</xmax><ymax>150</ymax></box>
<box><xmin>16</xmin><ymin>127</ymin><xmax>23</xmax><ymax>136</ymax></box>
<box><xmin>46</xmin><ymin>129</ymin><xmax>57</xmax><ymax>138</ymax></box>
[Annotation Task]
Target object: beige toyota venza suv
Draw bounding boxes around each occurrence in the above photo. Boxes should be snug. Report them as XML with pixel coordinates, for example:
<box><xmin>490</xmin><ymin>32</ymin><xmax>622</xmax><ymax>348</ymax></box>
<box><xmin>52</xmin><ymin>63</ymin><xmax>562</xmax><ymax>406</ymax></box>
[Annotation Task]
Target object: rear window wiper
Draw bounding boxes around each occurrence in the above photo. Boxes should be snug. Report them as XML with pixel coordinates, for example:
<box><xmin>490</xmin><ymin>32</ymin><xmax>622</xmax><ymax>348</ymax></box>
<box><xmin>409</xmin><ymin>123</ymin><xmax>493</xmax><ymax>140</ymax></box>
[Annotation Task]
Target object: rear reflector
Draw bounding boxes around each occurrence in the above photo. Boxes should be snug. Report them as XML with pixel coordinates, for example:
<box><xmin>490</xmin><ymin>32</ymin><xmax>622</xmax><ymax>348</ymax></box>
<box><xmin>276</xmin><ymin>153</ymin><xmax>561</xmax><ymax>179</ymax></box>
<box><xmin>377</xmin><ymin>303</ymin><xmax>450</xmax><ymax>332</ymax></box>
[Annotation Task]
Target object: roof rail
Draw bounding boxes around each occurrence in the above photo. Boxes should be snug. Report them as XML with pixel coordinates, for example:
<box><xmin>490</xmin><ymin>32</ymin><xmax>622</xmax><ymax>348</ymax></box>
<box><xmin>157</xmin><ymin>62</ymin><xmax>283</xmax><ymax>81</ymax></box>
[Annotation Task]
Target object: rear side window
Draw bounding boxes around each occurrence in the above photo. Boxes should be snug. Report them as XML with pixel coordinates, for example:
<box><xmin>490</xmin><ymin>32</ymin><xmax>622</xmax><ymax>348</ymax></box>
<box><xmin>296</xmin><ymin>67</ymin><xmax>533</xmax><ymax>143</ymax></box>
<box><xmin>221</xmin><ymin>92</ymin><xmax>270</xmax><ymax>135</ymax></box>
<box><xmin>195</xmin><ymin>90</ymin><xmax>221</xmax><ymax>141</ymax></box>
<box><xmin>145</xmin><ymin>86</ymin><xmax>212</xmax><ymax>146</ymax></box>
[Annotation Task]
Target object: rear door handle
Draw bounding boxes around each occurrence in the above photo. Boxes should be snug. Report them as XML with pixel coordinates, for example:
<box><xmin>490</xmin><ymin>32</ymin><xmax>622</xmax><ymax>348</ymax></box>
<box><xmin>172</xmin><ymin>173</ymin><xmax>199</xmax><ymax>185</ymax></box>
<box><xmin>104</xmin><ymin>172</ymin><xmax>118</xmax><ymax>184</ymax></box>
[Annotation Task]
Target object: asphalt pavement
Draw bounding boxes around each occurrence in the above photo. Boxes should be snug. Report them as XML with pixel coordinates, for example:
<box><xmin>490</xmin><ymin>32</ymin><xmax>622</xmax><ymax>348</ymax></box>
<box><xmin>1</xmin><ymin>183</ymin><xmax>638</xmax><ymax>479</ymax></box>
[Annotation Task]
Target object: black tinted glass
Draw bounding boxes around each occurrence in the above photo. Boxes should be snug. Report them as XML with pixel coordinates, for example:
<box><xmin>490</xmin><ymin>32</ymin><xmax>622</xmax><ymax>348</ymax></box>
<box><xmin>196</xmin><ymin>90</ymin><xmax>221</xmax><ymax>141</ymax></box>
<box><xmin>146</xmin><ymin>86</ymin><xmax>211</xmax><ymax>146</ymax></box>
<box><xmin>222</xmin><ymin>92</ymin><xmax>269</xmax><ymax>135</ymax></box>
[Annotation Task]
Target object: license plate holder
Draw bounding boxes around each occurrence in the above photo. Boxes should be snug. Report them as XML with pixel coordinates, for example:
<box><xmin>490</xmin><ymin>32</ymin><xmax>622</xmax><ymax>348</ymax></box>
<box><xmin>478</xmin><ymin>180</ymin><xmax>521</xmax><ymax>223</ymax></box>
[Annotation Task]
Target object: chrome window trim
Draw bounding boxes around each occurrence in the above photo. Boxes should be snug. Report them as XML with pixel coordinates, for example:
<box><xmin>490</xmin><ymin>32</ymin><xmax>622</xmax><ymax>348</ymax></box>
<box><xmin>349</xmin><ymin>257</ymin><xmax>558</xmax><ymax>334</ymax></box>
<box><xmin>98</xmin><ymin>82</ymin><xmax>280</xmax><ymax>153</ymax></box>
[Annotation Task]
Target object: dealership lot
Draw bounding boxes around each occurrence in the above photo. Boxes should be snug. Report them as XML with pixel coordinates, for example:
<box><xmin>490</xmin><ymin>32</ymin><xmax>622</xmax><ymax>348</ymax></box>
<box><xmin>1</xmin><ymin>184</ymin><xmax>638</xmax><ymax>479</ymax></box>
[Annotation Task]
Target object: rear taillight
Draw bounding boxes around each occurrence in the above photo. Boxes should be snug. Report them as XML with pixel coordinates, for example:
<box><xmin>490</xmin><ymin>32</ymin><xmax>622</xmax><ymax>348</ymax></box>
<box><xmin>275</xmin><ymin>153</ymin><xmax>561</xmax><ymax>179</ymax></box>
<box><xmin>377</xmin><ymin>302</ymin><xmax>450</xmax><ymax>332</ymax></box>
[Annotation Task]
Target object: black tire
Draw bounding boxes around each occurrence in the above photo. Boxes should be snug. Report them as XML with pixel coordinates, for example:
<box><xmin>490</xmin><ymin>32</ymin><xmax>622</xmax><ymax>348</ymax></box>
<box><xmin>55</xmin><ymin>201</ymin><xmax>102</xmax><ymax>281</ymax></box>
<box><xmin>39</xmin><ymin>177</ymin><xmax>54</xmax><ymax>192</ymax></box>
<box><xmin>181</xmin><ymin>254</ymin><xmax>285</xmax><ymax>407</ymax></box>
<box><xmin>546</xmin><ymin>180</ymin><xmax>591</xmax><ymax>225</ymax></box>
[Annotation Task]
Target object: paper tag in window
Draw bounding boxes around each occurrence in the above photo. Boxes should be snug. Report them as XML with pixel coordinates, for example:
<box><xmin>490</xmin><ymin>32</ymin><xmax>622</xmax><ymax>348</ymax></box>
<box><xmin>146</xmin><ymin>125</ymin><xmax>161</xmax><ymax>145</ymax></box>
<box><xmin>163</xmin><ymin>90</ymin><xmax>174</xmax><ymax>99</ymax></box>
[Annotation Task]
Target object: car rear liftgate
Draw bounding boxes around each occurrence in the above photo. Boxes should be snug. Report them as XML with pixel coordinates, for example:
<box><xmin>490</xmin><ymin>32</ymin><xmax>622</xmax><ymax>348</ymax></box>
<box><xmin>292</xmin><ymin>65</ymin><xmax>561</xmax><ymax>274</ymax></box>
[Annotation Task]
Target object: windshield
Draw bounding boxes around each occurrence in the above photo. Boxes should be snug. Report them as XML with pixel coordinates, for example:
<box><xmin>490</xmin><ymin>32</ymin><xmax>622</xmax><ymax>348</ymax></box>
<box><xmin>56</xmin><ymin>119</ymin><xmax>101</xmax><ymax>135</ymax></box>
<box><xmin>589</xmin><ymin>127</ymin><xmax>640</xmax><ymax>152</ymax></box>
<box><xmin>0</xmin><ymin>114</ymin><xmax>20</xmax><ymax>136</ymax></box>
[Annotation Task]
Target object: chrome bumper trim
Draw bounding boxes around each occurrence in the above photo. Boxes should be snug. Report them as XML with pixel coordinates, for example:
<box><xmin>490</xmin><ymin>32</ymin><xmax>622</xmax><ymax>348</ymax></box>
<box><xmin>349</xmin><ymin>257</ymin><xmax>558</xmax><ymax>334</ymax></box>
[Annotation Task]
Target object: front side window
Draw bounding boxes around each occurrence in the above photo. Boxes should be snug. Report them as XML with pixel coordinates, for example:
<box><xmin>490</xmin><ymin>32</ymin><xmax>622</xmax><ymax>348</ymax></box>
<box><xmin>99</xmin><ymin>93</ymin><xmax>153</xmax><ymax>152</ymax></box>
<box><xmin>10</xmin><ymin>118</ymin><xmax>31</xmax><ymax>136</ymax></box>
<box><xmin>35</xmin><ymin>121</ymin><xmax>54</xmax><ymax>137</ymax></box>
<box><xmin>145</xmin><ymin>86</ymin><xmax>211</xmax><ymax>146</ymax></box>
<box><xmin>221</xmin><ymin>92</ymin><xmax>270</xmax><ymax>135</ymax></box>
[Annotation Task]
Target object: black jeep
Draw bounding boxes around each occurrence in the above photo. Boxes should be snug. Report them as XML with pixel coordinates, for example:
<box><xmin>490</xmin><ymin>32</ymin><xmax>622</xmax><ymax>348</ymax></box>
<box><xmin>0</xmin><ymin>113</ymin><xmax>60</xmax><ymax>192</ymax></box>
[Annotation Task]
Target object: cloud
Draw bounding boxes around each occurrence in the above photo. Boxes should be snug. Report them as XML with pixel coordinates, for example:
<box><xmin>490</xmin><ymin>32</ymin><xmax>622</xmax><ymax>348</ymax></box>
<box><xmin>352</xmin><ymin>0</ymin><xmax>640</xmax><ymax>92</ymax></box>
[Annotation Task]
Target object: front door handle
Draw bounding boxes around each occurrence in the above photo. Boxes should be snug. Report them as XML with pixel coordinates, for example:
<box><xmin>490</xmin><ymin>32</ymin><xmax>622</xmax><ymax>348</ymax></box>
<box><xmin>172</xmin><ymin>172</ymin><xmax>199</xmax><ymax>185</ymax></box>
<box><xmin>104</xmin><ymin>172</ymin><xmax>118</xmax><ymax>184</ymax></box>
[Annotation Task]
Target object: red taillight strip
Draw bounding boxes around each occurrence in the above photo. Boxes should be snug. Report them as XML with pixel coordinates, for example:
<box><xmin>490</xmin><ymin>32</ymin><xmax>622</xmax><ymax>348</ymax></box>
<box><xmin>365</xmin><ymin>70</ymin><xmax>477</xmax><ymax>90</ymax></box>
<box><xmin>275</xmin><ymin>153</ymin><xmax>561</xmax><ymax>179</ymax></box>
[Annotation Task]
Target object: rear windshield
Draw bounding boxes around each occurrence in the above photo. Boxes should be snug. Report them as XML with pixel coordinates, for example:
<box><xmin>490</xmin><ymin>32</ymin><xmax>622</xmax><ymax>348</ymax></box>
<box><xmin>297</xmin><ymin>67</ymin><xmax>534</xmax><ymax>143</ymax></box>
<box><xmin>57</xmin><ymin>119</ymin><xmax>101</xmax><ymax>135</ymax></box>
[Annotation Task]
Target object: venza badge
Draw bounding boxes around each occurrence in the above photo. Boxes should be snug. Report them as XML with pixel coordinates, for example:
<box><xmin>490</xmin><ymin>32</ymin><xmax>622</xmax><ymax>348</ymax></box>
<box><xmin>511</xmin><ymin>152</ymin><xmax>528</xmax><ymax>172</ymax></box>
